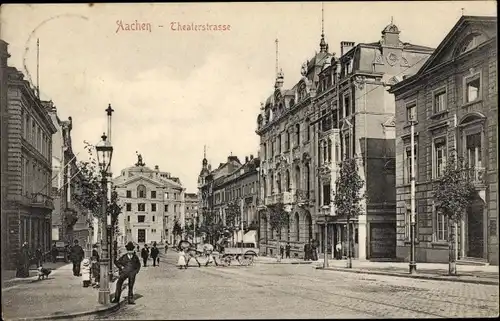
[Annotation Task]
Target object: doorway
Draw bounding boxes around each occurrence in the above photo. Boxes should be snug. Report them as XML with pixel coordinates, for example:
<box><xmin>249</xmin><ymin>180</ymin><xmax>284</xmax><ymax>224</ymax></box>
<box><xmin>138</xmin><ymin>229</ymin><xmax>146</xmax><ymax>243</ymax></box>
<box><xmin>467</xmin><ymin>200</ymin><xmax>484</xmax><ymax>258</ymax></box>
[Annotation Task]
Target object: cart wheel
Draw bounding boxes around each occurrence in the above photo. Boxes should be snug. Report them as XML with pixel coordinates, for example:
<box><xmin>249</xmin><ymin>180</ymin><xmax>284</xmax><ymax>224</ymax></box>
<box><xmin>238</xmin><ymin>253</ymin><xmax>255</xmax><ymax>266</ymax></box>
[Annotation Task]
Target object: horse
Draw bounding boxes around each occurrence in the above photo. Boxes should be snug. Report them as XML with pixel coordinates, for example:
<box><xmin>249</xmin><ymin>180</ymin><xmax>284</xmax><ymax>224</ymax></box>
<box><xmin>177</xmin><ymin>240</ymin><xmax>203</xmax><ymax>267</ymax></box>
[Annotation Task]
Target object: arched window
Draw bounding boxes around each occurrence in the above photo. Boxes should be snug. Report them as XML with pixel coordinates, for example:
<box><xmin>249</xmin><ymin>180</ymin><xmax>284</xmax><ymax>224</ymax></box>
<box><xmin>277</xmin><ymin>134</ymin><xmax>282</xmax><ymax>154</ymax></box>
<box><xmin>295</xmin><ymin>165</ymin><xmax>301</xmax><ymax>190</ymax></box>
<box><xmin>269</xmin><ymin>171</ymin><xmax>274</xmax><ymax>194</ymax></box>
<box><xmin>263</xmin><ymin>177</ymin><xmax>267</xmax><ymax>198</ymax></box>
<box><xmin>277</xmin><ymin>173</ymin><xmax>282</xmax><ymax>194</ymax></box>
<box><xmin>305</xmin><ymin>119</ymin><xmax>310</xmax><ymax>141</ymax></box>
<box><xmin>137</xmin><ymin>184</ymin><xmax>146</xmax><ymax>198</ymax></box>
<box><xmin>286</xmin><ymin>131</ymin><xmax>291</xmax><ymax>150</ymax></box>
<box><xmin>305</xmin><ymin>212</ymin><xmax>312</xmax><ymax>241</ymax></box>
<box><xmin>295</xmin><ymin>212</ymin><xmax>300</xmax><ymax>241</ymax></box>
<box><xmin>328</xmin><ymin>138</ymin><xmax>332</xmax><ymax>162</ymax></box>
<box><xmin>323</xmin><ymin>140</ymin><xmax>328</xmax><ymax>162</ymax></box>
<box><xmin>305</xmin><ymin>163</ymin><xmax>311</xmax><ymax>194</ymax></box>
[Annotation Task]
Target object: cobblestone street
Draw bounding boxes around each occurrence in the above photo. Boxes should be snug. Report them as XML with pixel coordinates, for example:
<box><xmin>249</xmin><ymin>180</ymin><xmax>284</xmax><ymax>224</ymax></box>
<box><xmin>94</xmin><ymin>252</ymin><xmax>499</xmax><ymax>319</ymax></box>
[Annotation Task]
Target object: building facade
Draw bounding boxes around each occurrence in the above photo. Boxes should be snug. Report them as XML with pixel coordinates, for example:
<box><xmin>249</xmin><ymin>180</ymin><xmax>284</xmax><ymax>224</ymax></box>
<box><xmin>1</xmin><ymin>40</ymin><xmax>10</xmax><ymax>269</ymax></box>
<box><xmin>390</xmin><ymin>16</ymin><xmax>498</xmax><ymax>265</ymax></box>
<box><xmin>184</xmin><ymin>192</ymin><xmax>198</xmax><ymax>226</ymax></box>
<box><xmin>2</xmin><ymin>51</ymin><xmax>57</xmax><ymax>267</ymax></box>
<box><xmin>256</xmin><ymin>22</ymin><xmax>434</xmax><ymax>259</ymax></box>
<box><xmin>48</xmin><ymin>108</ymin><xmax>90</xmax><ymax>248</ymax></box>
<box><xmin>198</xmin><ymin>154</ymin><xmax>260</xmax><ymax>245</ymax></box>
<box><xmin>113</xmin><ymin>159</ymin><xmax>185</xmax><ymax>245</ymax></box>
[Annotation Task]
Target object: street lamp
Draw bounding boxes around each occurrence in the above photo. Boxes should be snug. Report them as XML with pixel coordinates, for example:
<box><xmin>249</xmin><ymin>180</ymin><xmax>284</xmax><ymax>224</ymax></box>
<box><xmin>96</xmin><ymin>133</ymin><xmax>113</xmax><ymax>305</ymax></box>
<box><xmin>409</xmin><ymin>119</ymin><xmax>417</xmax><ymax>274</ymax></box>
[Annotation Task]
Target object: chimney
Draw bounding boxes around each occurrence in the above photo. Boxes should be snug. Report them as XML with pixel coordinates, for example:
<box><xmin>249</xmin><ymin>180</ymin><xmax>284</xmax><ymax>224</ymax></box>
<box><xmin>340</xmin><ymin>41</ymin><xmax>355</xmax><ymax>57</ymax></box>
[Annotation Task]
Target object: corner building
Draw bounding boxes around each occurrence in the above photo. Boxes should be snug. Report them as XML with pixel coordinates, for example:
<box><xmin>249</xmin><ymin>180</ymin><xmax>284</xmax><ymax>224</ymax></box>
<box><xmin>256</xmin><ymin>22</ymin><xmax>433</xmax><ymax>259</ymax></box>
<box><xmin>113</xmin><ymin>161</ymin><xmax>185</xmax><ymax>245</ymax></box>
<box><xmin>390</xmin><ymin>16</ymin><xmax>498</xmax><ymax>265</ymax></box>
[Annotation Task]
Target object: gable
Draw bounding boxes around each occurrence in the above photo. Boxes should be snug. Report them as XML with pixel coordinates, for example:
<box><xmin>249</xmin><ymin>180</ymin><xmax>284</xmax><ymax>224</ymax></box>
<box><xmin>114</xmin><ymin>174</ymin><xmax>181</xmax><ymax>189</ymax></box>
<box><xmin>416</xmin><ymin>16</ymin><xmax>497</xmax><ymax>76</ymax></box>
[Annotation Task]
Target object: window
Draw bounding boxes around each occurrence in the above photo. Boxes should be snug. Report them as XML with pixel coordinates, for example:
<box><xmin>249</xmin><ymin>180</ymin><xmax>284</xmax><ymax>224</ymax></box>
<box><xmin>285</xmin><ymin>131</ymin><xmax>290</xmax><ymax>150</ymax></box>
<box><xmin>343</xmin><ymin>93</ymin><xmax>351</xmax><ymax>118</ymax></box>
<box><xmin>277</xmin><ymin>135</ymin><xmax>281</xmax><ymax>154</ymax></box>
<box><xmin>406</xmin><ymin>101</ymin><xmax>417</xmax><ymax>122</ymax></box>
<box><xmin>404</xmin><ymin>202</ymin><xmax>417</xmax><ymax>240</ymax></box>
<box><xmin>465</xmin><ymin>74</ymin><xmax>480</xmax><ymax>103</ymax></box>
<box><xmin>126</xmin><ymin>203</ymin><xmax>132</xmax><ymax>211</ymax></box>
<box><xmin>126</xmin><ymin>190</ymin><xmax>132</xmax><ymax>198</ymax></box>
<box><xmin>138</xmin><ymin>203</ymin><xmax>146</xmax><ymax>211</ymax></box>
<box><xmin>404</xmin><ymin>144</ymin><xmax>417</xmax><ymax>184</ymax></box>
<box><xmin>152</xmin><ymin>229</ymin><xmax>156</xmax><ymax>233</ymax></box>
<box><xmin>263</xmin><ymin>143</ymin><xmax>267</xmax><ymax>159</ymax></box>
<box><xmin>295</xmin><ymin>124</ymin><xmax>300</xmax><ymax>145</ymax></box>
<box><xmin>165</xmin><ymin>192</ymin><xmax>169</xmax><ymax>199</ymax></box>
<box><xmin>137</xmin><ymin>185</ymin><xmax>146</xmax><ymax>198</ymax></box>
<box><xmin>127</xmin><ymin>216</ymin><xmax>130</xmax><ymax>222</ymax></box>
<box><xmin>323</xmin><ymin>184</ymin><xmax>331</xmax><ymax>205</ymax></box>
<box><xmin>277</xmin><ymin>173</ymin><xmax>282</xmax><ymax>194</ymax></box>
<box><xmin>435</xmin><ymin>207</ymin><xmax>448</xmax><ymax>242</ymax></box>
<box><xmin>152</xmin><ymin>216</ymin><xmax>155</xmax><ymax>222</ymax></box>
<box><xmin>466</xmin><ymin>132</ymin><xmax>482</xmax><ymax>181</ymax></box>
<box><xmin>433</xmin><ymin>137</ymin><xmax>447</xmax><ymax>179</ymax></box>
<box><xmin>151</xmin><ymin>191</ymin><xmax>156</xmax><ymax>199</ymax></box>
<box><xmin>433</xmin><ymin>90</ymin><xmax>446</xmax><ymax>113</ymax></box>
<box><xmin>305</xmin><ymin>119</ymin><xmax>310</xmax><ymax>141</ymax></box>
<box><xmin>271</xmin><ymin>139</ymin><xmax>275</xmax><ymax>156</ymax></box>
<box><xmin>343</xmin><ymin>133</ymin><xmax>351</xmax><ymax>160</ymax></box>
<box><xmin>151</xmin><ymin>203</ymin><xmax>157</xmax><ymax>212</ymax></box>
<box><xmin>138</xmin><ymin>215</ymin><xmax>145</xmax><ymax>223</ymax></box>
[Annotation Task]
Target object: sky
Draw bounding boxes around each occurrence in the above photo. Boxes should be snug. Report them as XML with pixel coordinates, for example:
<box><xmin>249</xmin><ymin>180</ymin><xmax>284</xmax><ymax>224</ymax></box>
<box><xmin>1</xmin><ymin>2</ymin><xmax>496</xmax><ymax>192</ymax></box>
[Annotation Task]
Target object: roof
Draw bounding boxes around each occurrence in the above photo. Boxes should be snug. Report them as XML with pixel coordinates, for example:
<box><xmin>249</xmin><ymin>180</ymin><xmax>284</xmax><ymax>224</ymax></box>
<box><xmin>389</xmin><ymin>15</ymin><xmax>497</xmax><ymax>93</ymax></box>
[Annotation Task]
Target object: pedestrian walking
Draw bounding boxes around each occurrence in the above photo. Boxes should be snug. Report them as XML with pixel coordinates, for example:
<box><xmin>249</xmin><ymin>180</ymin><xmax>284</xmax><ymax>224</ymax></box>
<box><xmin>280</xmin><ymin>245</ymin><xmax>285</xmax><ymax>259</ymax></box>
<box><xmin>335</xmin><ymin>242</ymin><xmax>342</xmax><ymax>260</ymax></box>
<box><xmin>91</xmin><ymin>254</ymin><xmax>100</xmax><ymax>288</ymax></box>
<box><xmin>69</xmin><ymin>240</ymin><xmax>84</xmax><ymax>276</ymax></box>
<box><xmin>141</xmin><ymin>245</ymin><xmax>149</xmax><ymax>267</ymax></box>
<box><xmin>285</xmin><ymin>243</ymin><xmax>291</xmax><ymax>259</ymax></box>
<box><xmin>16</xmin><ymin>242</ymin><xmax>31</xmax><ymax>278</ymax></box>
<box><xmin>303</xmin><ymin>242</ymin><xmax>310</xmax><ymax>261</ymax></box>
<box><xmin>311</xmin><ymin>239</ymin><xmax>318</xmax><ymax>261</ymax></box>
<box><xmin>177</xmin><ymin>249</ymin><xmax>187</xmax><ymax>269</ymax></box>
<box><xmin>34</xmin><ymin>246</ymin><xmax>43</xmax><ymax>267</ymax></box>
<box><xmin>111</xmin><ymin>241</ymin><xmax>141</xmax><ymax>305</ymax></box>
<box><xmin>81</xmin><ymin>258</ymin><xmax>91</xmax><ymax>287</ymax></box>
<box><xmin>51</xmin><ymin>243</ymin><xmax>58</xmax><ymax>263</ymax></box>
<box><xmin>150</xmin><ymin>242</ymin><xmax>159</xmax><ymax>267</ymax></box>
<box><xmin>165</xmin><ymin>242</ymin><xmax>169</xmax><ymax>254</ymax></box>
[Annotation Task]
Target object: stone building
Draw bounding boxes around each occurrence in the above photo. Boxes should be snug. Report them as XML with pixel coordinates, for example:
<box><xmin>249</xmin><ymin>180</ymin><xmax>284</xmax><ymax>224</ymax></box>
<box><xmin>1</xmin><ymin>42</ymin><xmax>57</xmax><ymax>267</ymax></box>
<box><xmin>113</xmin><ymin>157</ymin><xmax>185</xmax><ymax>245</ymax></box>
<box><xmin>256</xmin><ymin>21</ymin><xmax>433</xmax><ymax>259</ymax></box>
<box><xmin>198</xmin><ymin>153</ymin><xmax>260</xmax><ymax>245</ymax></box>
<box><xmin>1</xmin><ymin>40</ymin><xmax>10</xmax><ymax>269</ymax></box>
<box><xmin>48</xmin><ymin>108</ymin><xmax>90</xmax><ymax>249</ymax></box>
<box><xmin>184</xmin><ymin>192</ymin><xmax>198</xmax><ymax>226</ymax></box>
<box><xmin>389</xmin><ymin>15</ymin><xmax>498</xmax><ymax>265</ymax></box>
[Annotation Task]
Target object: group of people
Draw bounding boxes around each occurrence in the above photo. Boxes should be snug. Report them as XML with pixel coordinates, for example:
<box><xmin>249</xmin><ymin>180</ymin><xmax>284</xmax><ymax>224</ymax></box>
<box><xmin>15</xmin><ymin>242</ymin><xmax>44</xmax><ymax>278</ymax></box>
<box><xmin>279</xmin><ymin>243</ymin><xmax>292</xmax><ymax>259</ymax></box>
<box><xmin>138</xmin><ymin>242</ymin><xmax>160</xmax><ymax>267</ymax></box>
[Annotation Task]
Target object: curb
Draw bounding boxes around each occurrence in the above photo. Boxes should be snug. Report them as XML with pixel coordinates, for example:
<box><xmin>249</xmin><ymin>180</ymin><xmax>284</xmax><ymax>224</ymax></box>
<box><xmin>7</xmin><ymin>284</ymin><xmax>130</xmax><ymax>321</ymax></box>
<box><xmin>257</xmin><ymin>261</ymin><xmax>313</xmax><ymax>265</ymax></box>
<box><xmin>315</xmin><ymin>266</ymin><xmax>499</xmax><ymax>286</ymax></box>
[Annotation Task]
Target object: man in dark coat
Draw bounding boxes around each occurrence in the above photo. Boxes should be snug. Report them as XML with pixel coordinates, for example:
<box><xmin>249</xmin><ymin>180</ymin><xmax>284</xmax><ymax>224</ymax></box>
<box><xmin>303</xmin><ymin>242</ymin><xmax>310</xmax><ymax>261</ymax></box>
<box><xmin>140</xmin><ymin>245</ymin><xmax>149</xmax><ymax>267</ymax></box>
<box><xmin>34</xmin><ymin>247</ymin><xmax>43</xmax><ymax>267</ymax></box>
<box><xmin>16</xmin><ymin>242</ymin><xmax>31</xmax><ymax>278</ymax></box>
<box><xmin>111</xmin><ymin>241</ymin><xmax>141</xmax><ymax>304</ymax></box>
<box><xmin>285</xmin><ymin>243</ymin><xmax>291</xmax><ymax>259</ymax></box>
<box><xmin>51</xmin><ymin>243</ymin><xmax>58</xmax><ymax>263</ymax></box>
<box><xmin>311</xmin><ymin>239</ymin><xmax>318</xmax><ymax>261</ymax></box>
<box><xmin>69</xmin><ymin>240</ymin><xmax>84</xmax><ymax>276</ymax></box>
<box><xmin>150</xmin><ymin>242</ymin><xmax>159</xmax><ymax>267</ymax></box>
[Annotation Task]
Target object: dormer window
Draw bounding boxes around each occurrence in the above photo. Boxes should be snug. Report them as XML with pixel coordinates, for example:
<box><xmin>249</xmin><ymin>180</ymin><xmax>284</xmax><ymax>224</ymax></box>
<box><xmin>457</xmin><ymin>33</ymin><xmax>487</xmax><ymax>55</ymax></box>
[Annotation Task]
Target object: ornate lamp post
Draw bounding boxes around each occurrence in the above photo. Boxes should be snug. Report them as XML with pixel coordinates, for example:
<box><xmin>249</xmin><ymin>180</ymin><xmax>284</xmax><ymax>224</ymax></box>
<box><xmin>96</xmin><ymin>133</ymin><xmax>113</xmax><ymax>305</ymax></box>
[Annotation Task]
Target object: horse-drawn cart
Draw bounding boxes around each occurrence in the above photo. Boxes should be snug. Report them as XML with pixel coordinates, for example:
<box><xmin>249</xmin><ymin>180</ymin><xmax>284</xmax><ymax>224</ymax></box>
<box><xmin>219</xmin><ymin>247</ymin><xmax>259</xmax><ymax>266</ymax></box>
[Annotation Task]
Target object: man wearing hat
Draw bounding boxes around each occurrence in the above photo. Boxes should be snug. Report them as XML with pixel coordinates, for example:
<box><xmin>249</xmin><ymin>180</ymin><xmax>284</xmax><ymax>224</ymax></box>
<box><xmin>111</xmin><ymin>241</ymin><xmax>141</xmax><ymax>304</ymax></box>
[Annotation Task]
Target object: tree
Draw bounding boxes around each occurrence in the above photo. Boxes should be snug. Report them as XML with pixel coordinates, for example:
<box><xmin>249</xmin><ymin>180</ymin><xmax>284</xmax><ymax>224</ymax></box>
<box><xmin>225</xmin><ymin>202</ymin><xmax>241</xmax><ymax>245</ymax></box>
<box><xmin>433</xmin><ymin>152</ymin><xmax>475</xmax><ymax>275</ymax></box>
<box><xmin>333</xmin><ymin>158</ymin><xmax>364</xmax><ymax>268</ymax></box>
<box><xmin>173</xmin><ymin>219</ymin><xmax>183</xmax><ymax>242</ymax></box>
<box><xmin>268</xmin><ymin>202</ymin><xmax>290</xmax><ymax>261</ymax></box>
<box><xmin>73</xmin><ymin>141</ymin><xmax>122</xmax><ymax>241</ymax></box>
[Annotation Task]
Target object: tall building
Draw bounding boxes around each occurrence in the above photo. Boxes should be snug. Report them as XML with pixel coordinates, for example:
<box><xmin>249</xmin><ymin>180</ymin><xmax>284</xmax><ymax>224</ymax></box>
<box><xmin>1</xmin><ymin>49</ymin><xmax>57</xmax><ymax>267</ymax></box>
<box><xmin>48</xmin><ymin>108</ymin><xmax>90</xmax><ymax>248</ymax></box>
<box><xmin>184</xmin><ymin>192</ymin><xmax>198</xmax><ymax>226</ymax></box>
<box><xmin>197</xmin><ymin>153</ymin><xmax>260</xmax><ymax>244</ymax></box>
<box><xmin>1</xmin><ymin>39</ymin><xmax>11</xmax><ymax>269</ymax></box>
<box><xmin>389</xmin><ymin>15</ymin><xmax>498</xmax><ymax>265</ymax></box>
<box><xmin>113</xmin><ymin>156</ymin><xmax>185</xmax><ymax>245</ymax></box>
<box><xmin>256</xmin><ymin>20</ymin><xmax>434</xmax><ymax>259</ymax></box>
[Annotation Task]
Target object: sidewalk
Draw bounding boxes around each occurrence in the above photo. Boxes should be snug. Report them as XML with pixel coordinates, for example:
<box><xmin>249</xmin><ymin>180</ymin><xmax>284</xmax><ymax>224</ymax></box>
<box><xmin>255</xmin><ymin>255</ymin><xmax>313</xmax><ymax>265</ymax></box>
<box><xmin>2</xmin><ymin>263</ymin><xmax>127</xmax><ymax>321</ymax></box>
<box><xmin>314</xmin><ymin>259</ymin><xmax>499</xmax><ymax>285</ymax></box>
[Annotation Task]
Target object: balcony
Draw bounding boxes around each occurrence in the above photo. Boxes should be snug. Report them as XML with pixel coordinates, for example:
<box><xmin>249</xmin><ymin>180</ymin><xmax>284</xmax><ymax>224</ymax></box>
<box><xmin>264</xmin><ymin>191</ymin><xmax>293</xmax><ymax>206</ymax></box>
<box><xmin>31</xmin><ymin>193</ymin><xmax>54</xmax><ymax>210</ymax></box>
<box><xmin>470</xmin><ymin>167</ymin><xmax>486</xmax><ymax>188</ymax></box>
<box><xmin>294</xmin><ymin>189</ymin><xmax>314</xmax><ymax>205</ymax></box>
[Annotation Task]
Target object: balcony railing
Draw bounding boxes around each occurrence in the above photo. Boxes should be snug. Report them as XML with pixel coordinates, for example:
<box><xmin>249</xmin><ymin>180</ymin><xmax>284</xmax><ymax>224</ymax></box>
<box><xmin>470</xmin><ymin>167</ymin><xmax>486</xmax><ymax>187</ymax></box>
<box><xmin>294</xmin><ymin>189</ymin><xmax>314</xmax><ymax>204</ymax></box>
<box><xmin>264</xmin><ymin>191</ymin><xmax>293</xmax><ymax>206</ymax></box>
<box><xmin>31</xmin><ymin>193</ymin><xmax>54</xmax><ymax>209</ymax></box>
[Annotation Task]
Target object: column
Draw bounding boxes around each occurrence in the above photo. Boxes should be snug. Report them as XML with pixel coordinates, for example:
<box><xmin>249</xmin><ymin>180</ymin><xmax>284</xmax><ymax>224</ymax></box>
<box><xmin>358</xmin><ymin>215</ymin><xmax>367</xmax><ymax>260</ymax></box>
<box><xmin>460</xmin><ymin>217</ymin><xmax>466</xmax><ymax>258</ymax></box>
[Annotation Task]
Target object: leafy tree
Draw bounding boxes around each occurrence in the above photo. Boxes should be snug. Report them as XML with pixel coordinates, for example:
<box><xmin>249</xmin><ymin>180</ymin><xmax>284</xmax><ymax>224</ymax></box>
<box><xmin>225</xmin><ymin>202</ymin><xmax>241</xmax><ymax>245</ymax></box>
<box><xmin>173</xmin><ymin>219</ymin><xmax>183</xmax><ymax>239</ymax></box>
<box><xmin>268</xmin><ymin>202</ymin><xmax>290</xmax><ymax>261</ymax></box>
<box><xmin>433</xmin><ymin>152</ymin><xmax>475</xmax><ymax>275</ymax></box>
<box><xmin>73</xmin><ymin>141</ymin><xmax>122</xmax><ymax>242</ymax></box>
<box><xmin>333</xmin><ymin>158</ymin><xmax>364</xmax><ymax>268</ymax></box>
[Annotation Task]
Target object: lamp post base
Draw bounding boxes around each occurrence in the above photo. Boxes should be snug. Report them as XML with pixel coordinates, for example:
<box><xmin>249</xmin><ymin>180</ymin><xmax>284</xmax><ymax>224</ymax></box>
<box><xmin>409</xmin><ymin>262</ymin><xmax>417</xmax><ymax>274</ymax></box>
<box><xmin>98</xmin><ymin>289</ymin><xmax>110</xmax><ymax>305</ymax></box>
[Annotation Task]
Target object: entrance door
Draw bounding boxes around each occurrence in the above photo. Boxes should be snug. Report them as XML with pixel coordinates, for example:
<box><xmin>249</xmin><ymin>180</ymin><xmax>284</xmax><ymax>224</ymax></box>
<box><xmin>370</xmin><ymin>223</ymin><xmax>396</xmax><ymax>259</ymax></box>
<box><xmin>467</xmin><ymin>201</ymin><xmax>484</xmax><ymax>258</ymax></box>
<box><xmin>138</xmin><ymin>229</ymin><xmax>146</xmax><ymax>243</ymax></box>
